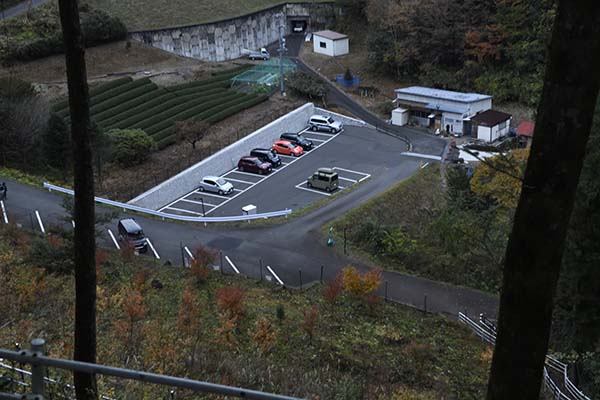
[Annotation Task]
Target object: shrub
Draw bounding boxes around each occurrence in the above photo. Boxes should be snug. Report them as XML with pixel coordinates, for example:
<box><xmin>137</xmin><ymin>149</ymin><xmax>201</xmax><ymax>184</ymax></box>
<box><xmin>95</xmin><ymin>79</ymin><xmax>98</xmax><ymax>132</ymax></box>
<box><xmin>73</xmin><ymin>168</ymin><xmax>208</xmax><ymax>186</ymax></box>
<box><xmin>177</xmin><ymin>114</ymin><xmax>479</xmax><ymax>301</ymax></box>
<box><xmin>156</xmin><ymin>135</ymin><xmax>177</xmax><ymax>149</ymax></box>
<box><xmin>91</xmin><ymin>78</ymin><xmax>151</xmax><ymax>107</ymax></box>
<box><xmin>323</xmin><ymin>273</ymin><xmax>344</xmax><ymax>303</ymax></box>
<box><xmin>0</xmin><ymin>76</ymin><xmax>35</xmax><ymax>98</ymax></box>
<box><xmin>80</xmin><ymin>9</ymin><xmax>127</xmax><ymax>47</ymax></box>
<box><xmin>300</xmin><ymin>306</ymin><xmax>319</xmax><ymax>343</ymax></box>
<box><xmin>171</xmin><ymin>80</ymin><xmax>232</xmax><ymax>96</ymax></box>
<box><xmin>287</xmin><ymin>71</ymin><xmax>326</xmax><ymax>100</ymax></box>
<box><xmin>189</xmin><ymin>245</ymin><xmax>216</xmax><ymax>284</ymax></box>
<box><xmin>94</xmin><ymin>89</ymin><xmax>171</xmax><ymax>123</ymax></box>
<box><xmin>275</xmin><ymin>304</ymin><xmax>285</xmax><ymax>323</ymax></box>
<box><xmin>250</xmin><ymin>317</ymin><xmax>277</xmax><ymax>354</ymax></box>
<box><xmin>216</xmin><ymin>286</ymin><xmax>245</xmax><ymax>319</ymax></box>
<box><xmin>106</xmin><ymin>128</ymin><xmax>156</xmax><ymax>167</ymax></box>
<box><xmin>204</xmin><ymin>95</ymin><xmax>267</xmax><ymax>124</ymax></box>
<box><xmin>342</xmin><ymin>266</ymin><xmax>382</xmax><ymax>299</ymax></box>
<box><xmin>43</xmin><ymin>113</ymin><xmax>71</xmax><ymax>175</ymax></box>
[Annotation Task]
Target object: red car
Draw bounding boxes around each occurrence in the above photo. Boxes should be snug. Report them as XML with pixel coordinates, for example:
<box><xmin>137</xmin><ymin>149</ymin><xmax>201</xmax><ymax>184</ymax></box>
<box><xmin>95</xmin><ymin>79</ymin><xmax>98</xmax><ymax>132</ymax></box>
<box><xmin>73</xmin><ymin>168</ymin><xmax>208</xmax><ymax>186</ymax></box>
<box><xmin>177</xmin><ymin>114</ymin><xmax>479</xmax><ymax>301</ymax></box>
<box><xmin>272</xmin><ymin>140</ymin><xmax>303</xmax><ymax>157</ymax></box>
<box><xmin>237</xmin><ymin>156</ymin><xmax>272</xmax><ymax>174</ymax></box>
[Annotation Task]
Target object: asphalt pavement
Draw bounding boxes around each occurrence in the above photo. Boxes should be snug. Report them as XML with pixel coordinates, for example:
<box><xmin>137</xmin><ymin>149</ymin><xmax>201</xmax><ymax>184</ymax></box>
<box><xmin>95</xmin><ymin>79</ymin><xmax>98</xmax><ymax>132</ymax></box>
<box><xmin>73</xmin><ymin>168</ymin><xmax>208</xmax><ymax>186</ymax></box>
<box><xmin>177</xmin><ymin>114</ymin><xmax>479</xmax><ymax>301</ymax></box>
<box><xmin>0</xmin><ymin>0</ymin><xmax>48</xmax><ymax>20</ymax></box>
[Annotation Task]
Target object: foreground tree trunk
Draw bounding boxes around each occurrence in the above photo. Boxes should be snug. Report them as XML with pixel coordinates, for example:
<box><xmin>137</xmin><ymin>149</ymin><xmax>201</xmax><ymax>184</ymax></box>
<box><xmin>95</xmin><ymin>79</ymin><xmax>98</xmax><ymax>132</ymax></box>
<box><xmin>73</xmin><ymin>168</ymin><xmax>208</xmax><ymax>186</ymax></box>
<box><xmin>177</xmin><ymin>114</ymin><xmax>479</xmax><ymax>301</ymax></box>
<box><xmin>486</xmin><ymin>1</ymin><xmax>600</xmax><ymax>399</ymax></box>
<box><xmin>57</xmin><ymin>1</ymin><xmax>98</xmax><ymax>399</ymax></box>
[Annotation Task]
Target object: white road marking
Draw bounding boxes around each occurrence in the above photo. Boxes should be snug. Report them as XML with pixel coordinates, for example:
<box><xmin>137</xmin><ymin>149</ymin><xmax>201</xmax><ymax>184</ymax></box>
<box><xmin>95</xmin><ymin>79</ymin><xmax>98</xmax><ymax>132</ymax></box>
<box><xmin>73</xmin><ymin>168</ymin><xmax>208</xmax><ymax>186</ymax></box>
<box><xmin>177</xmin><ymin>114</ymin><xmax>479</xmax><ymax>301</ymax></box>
<box><xmin>71</xmin><ymin>220</ymin><xmax>75</xmax><ymax>228</ymax></box>
<box><xmin>192</xmin><ymin>190</ymin><xmax>230</xmax><ymax>199</ymax></box>
<box><xmin>401</xmin><ymin>152</ymin><xmax>443</xmax><ymax>161</ymax></box>
<box><xmin>338</xmin><ymin>176</ymin><xmax>358</xmax><ymax>183</ymax></box>
<box><xmin>158</xmin><ymin>189</ymin><xmax>200</xmax><ymax>212</ymax></box>
<box><xmin>421</xmin><ymin>162</ymin><xmax>430</xmax><ymax>169</ymax></box>
<box><xmin>277</xmin><ymin>154</ymin><xmax>297</xmax><ymax>159</ymax></box>
<box><xmin>181</xmin><ymin>198</ymin><xmax>217</xmax><ymax>207</ymax></box>
<box><xmin>146</xmin><ymin>238</ymin><xmax>160</xmax><ymax>259</ymax></box>
<box><xmin>0</xmin><ymin>201</ymin><xmax>7</xmax><ymax>224</ymax></box>
<box><xmin>294</xmin><ymin>181</ymin><xmax>332</xmax><ymax>196</ymax></box>
<box><xmin>266</xmin><ymin>265</ymin><xmax>284</xmax><ymax>285</ymax></box>
<box><xmin>233</xmin><ymin>188</ymin><xmax>244</xmax><ymax>192</ymax></box>
<box><xmin>107</xmin><ymin>229</ymin><xmax>120</xmax><ymax>249</ymax></box>
<box><xmin>225</xmin><ymin>255</ymin><xmax>240</xmax><ymax>274</ymax></box>
<box><xmin>302</xmin><ymin>131</ymin><xmax>335</xmax><ymax>137</ymax></box>
<box><xmin>35</xmin><ymin>210</ymin><xmax>45</xmax><ymax>234</ymax></box>
<box><xmin>358</xmin><ymin>175</ymin><xmax>371</xmax><ymax>182</ymax></box>
<box><xmin>164</xmin><ymin>206</ymin><xmax>205</xmax><ymax>216</ymax></box>
<box><xmin>223</xmin><ymin>177</ymin><xmax>255</xmax><ymax>185</ymax></box>
<box><xmin>184</xmin><ymin>246</ymin><xmax>194</xmax><ymax>260</ymax></box>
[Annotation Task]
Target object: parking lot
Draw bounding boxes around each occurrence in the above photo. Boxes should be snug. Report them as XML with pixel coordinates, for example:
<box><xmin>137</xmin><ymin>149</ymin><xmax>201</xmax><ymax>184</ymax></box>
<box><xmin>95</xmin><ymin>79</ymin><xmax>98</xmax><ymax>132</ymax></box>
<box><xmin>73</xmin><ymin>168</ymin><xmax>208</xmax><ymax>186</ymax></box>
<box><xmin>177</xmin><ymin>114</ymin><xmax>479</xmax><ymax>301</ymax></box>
<box><xmin>158</xmin><ymin>125</ymin><xmax>410</xmax><ymax>217</ymax></box>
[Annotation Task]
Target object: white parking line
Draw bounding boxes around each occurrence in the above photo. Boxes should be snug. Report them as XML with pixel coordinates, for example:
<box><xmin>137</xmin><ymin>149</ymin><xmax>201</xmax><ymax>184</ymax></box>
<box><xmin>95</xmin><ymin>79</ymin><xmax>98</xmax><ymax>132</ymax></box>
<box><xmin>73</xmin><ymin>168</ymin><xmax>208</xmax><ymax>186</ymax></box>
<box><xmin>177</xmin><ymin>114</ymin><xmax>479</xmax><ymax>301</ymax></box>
<box><xmin>421</xmin><ymin>162</ymin><xmax>430</xmax><ymax>169</ymax></box>
<box><xmin>358</xmin><ymin>175</ymin><xmax>371</xmax><ymax>182</ymax></box>
<box><xmin>225</xmin><ymin>256</ymin><xmax>240</xmax><ymax>274</ymax></box>
<box><xmin>158</xmin><ymin>190</ymin><xmax>199</xmax><ymax>212</ymax></box>
<box><xmin>295</xmin><ymin>183</ymin><xmax>332</xmax><ymax>196</ymax></box>
<box><xmin>338</xmin><ymin>176</ymin><xmax>358</xmax><ymax>183</ymax></box>
<box><xmin>192</xmin><ymin>190</ymin><xmax>230</xmax><ymax>199</ymax></box>
<box><xmin>233</xmin><ymin>188</ymin><xmax>244</xmax><ymax>192</ymax></box>
<box><xmin>266</xmin><ymin>265</ymin><xmax>284</xmax><ymax>285</ymax></box>
<box><xmin>303</xmin><ymin>131</ymin><xmax>335</xmax><ymax>137</ymax></box>
<box><xmin>181</xmin><ymin>198</ymin><xmax>217</xmax><ymax>207</ymax></box>
<box><xmin>146</xmin><ymin>238</ymin><xmax>160</xmax><ymax>259</ymax></box>
<box><xmin>277</xmin><ymin>154</ymin><xmax>297</xmax><ymax>159</ymax></box>
<box><xmin>333</xmin><ymin>166</ymin><xmax>370</xmax><ymax>176</ymax></box>
<box><xmin>228</xmin><ymin>170</ymin><xmax>269</xmax><ymax>178</ymax></box>
<box><xmin>71</xmin><ymin>220</ymin><xmax>75</xmax><ymax>228</ymax></box>
<box><xmin>164</xmin><ymin>206</ymin><xmax>205</xmax><ymax>216</ymax></box>
<box><xmin>35</xmin><ymin>210</ymin><xmax>45</xmax><ymax>234</ymax></box>
<box><xmin>107</xmin><ymin>229</ymin><xmax>120</xmax><ymax>249</ymax></box>
<box><xmin>223</xmin><ymin>177</ymin><xmax>255</xmax><ymax>185</ymax></box>
<box><xmin>0</xmin><ymin>201</ymin><xmax>7</xmax><ymax>224</ymax></box>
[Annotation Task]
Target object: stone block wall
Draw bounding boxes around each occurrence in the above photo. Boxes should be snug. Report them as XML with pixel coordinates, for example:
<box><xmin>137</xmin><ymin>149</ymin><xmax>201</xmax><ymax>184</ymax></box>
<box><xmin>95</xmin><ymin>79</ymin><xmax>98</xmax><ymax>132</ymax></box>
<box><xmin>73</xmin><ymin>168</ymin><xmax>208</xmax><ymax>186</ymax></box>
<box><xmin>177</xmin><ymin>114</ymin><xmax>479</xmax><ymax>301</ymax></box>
<box><xmin>130</xmin><ymin>2</ymin><xmax>339</xmax><ymax>62</ymax></box>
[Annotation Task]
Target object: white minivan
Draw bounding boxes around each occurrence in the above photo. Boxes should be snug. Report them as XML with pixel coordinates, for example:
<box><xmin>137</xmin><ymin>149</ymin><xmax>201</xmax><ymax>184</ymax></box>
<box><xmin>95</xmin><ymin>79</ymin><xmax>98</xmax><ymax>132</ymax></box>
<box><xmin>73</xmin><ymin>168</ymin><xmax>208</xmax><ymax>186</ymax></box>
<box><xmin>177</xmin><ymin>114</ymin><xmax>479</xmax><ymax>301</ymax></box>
<box><xmin>308</xmin><ymin>115</ymin><xmax>343</xmax><ymax>133</ymax></box>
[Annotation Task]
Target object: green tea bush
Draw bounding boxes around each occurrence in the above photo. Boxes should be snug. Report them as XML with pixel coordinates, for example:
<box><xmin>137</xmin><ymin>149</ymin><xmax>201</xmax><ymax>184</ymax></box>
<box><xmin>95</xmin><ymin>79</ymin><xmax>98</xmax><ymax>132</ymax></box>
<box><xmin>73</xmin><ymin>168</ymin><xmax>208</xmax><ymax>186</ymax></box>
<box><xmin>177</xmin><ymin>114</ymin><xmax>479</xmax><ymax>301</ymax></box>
<box><xmin>106</xmin><ymin>128</ymin><xmax>156</xmax><ymax>167</ymax></box>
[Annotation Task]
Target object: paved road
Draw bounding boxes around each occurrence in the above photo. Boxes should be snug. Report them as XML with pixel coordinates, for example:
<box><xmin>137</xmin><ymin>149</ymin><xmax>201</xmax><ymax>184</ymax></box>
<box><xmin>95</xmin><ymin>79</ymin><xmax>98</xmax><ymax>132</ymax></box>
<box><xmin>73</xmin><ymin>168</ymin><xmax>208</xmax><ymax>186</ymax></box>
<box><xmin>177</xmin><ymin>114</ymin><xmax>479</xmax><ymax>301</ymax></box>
<box><xmin>0</xmin><ymin>0</ymin><xmax>48</xmax><ymax>20</ymax></box>
<box><xmin>1</xmin><ymin>173</ymin><xmax>498</xmax><ymax>318</ymax></box>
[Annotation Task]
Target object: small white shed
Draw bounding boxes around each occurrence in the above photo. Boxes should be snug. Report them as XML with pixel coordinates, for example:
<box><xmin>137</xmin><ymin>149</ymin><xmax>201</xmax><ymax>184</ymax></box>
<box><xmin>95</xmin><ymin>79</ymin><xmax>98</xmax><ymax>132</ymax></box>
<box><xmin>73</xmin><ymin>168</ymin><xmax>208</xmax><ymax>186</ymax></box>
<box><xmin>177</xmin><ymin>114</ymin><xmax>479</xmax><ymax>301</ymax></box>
<box><xmin>391</xmin><ymin>107</ymin><xmax>409</xmax><ymax>126</ymax></box>
<box><xmin>313</xmin><ymin>30</ymin><xmax>349</xmax><ymax>57</ymax></box>
<box><xmin>471</xmin><ymin>109</ymin><xmax>512</xmax><ymax>143</ymax></box>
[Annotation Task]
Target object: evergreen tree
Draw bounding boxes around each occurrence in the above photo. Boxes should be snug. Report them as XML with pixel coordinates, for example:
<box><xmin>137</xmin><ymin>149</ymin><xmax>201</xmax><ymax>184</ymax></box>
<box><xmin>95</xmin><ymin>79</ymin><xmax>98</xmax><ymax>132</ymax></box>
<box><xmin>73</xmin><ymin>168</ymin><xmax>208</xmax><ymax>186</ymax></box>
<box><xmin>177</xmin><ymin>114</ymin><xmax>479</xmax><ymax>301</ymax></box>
<box><xmin>43</xmin><ymin>113</ymin><xmax>71</xmax><ymax>176</ymax></box>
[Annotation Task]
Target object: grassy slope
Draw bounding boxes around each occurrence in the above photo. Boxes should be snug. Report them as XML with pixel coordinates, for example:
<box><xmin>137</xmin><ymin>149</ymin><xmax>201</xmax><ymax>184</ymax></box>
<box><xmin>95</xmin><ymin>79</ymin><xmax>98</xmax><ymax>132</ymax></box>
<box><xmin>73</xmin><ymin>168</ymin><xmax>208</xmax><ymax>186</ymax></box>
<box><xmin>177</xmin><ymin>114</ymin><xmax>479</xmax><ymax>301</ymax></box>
<box><xmin>0</xmin><ymin>224</ymin><xmax>490</xmax><ymax>399</ymax></box>
<box><xmin>86</xmin><ymin>0</ymin><xmax>332</xmax><ymax>31</ymax></box>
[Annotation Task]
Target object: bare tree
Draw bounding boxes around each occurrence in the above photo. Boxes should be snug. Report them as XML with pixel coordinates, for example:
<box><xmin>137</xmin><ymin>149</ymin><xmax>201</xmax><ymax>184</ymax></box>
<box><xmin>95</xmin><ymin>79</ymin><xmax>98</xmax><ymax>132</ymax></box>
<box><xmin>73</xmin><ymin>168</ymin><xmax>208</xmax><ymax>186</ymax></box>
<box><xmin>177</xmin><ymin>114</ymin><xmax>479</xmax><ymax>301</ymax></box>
<box><xmin>175</xmin><ymin>119</ymin><xmax>211</xmax><ymax>149</ymax></box>
<box><xmin>486</xmin><ymin>1</ymin><xmax>600</xmax><ymax>398</ymax></box>
<box><xmin>57</xmin><ymin>0</ymin><xmax>98</xmax><ymax>399</ymax></box>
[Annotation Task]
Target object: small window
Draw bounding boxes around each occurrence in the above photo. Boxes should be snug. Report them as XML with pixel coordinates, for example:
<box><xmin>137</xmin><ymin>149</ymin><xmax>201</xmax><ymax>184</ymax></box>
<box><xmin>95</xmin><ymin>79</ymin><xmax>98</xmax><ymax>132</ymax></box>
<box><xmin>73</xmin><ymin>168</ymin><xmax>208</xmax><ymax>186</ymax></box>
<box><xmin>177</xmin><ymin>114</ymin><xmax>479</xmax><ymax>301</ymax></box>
<box><xmin>319</xmin><ymin>41</ymin><xmax>327</xmax><ymax>49</ymax></box>
<box><xmin>206</xmin><ymin>180</ymin><xmax>214</xmax><ymax>186</ymax></box>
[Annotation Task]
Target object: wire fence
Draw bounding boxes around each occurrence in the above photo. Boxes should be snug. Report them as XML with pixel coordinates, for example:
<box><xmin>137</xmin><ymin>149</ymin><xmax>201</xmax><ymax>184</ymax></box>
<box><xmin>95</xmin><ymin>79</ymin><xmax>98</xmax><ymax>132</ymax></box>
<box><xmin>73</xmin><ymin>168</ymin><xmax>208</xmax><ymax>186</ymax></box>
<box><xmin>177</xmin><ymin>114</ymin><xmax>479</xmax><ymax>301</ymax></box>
<box><xmin>458</xmin><ymin>312</ymin><xmax>591</xmax><ymax>400</ymax></box>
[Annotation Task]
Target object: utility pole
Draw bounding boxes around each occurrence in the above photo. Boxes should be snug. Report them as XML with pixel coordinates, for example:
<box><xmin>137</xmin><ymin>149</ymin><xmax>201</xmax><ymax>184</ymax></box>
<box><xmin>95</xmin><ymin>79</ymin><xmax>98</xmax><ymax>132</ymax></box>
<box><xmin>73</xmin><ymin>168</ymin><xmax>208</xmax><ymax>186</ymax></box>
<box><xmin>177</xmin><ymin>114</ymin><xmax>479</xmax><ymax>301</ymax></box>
<box><xmin>277</xmin><ymin>25</ymin><xmax>287</xmax><ymax>95</ymax></box>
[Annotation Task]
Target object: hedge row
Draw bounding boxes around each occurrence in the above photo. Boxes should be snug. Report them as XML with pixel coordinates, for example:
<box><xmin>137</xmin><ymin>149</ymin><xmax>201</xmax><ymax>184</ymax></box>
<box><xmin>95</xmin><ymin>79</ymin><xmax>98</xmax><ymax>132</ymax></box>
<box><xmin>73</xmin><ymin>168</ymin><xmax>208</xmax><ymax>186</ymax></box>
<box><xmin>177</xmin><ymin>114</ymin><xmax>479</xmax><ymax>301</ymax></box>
<box><xmin>90</xmin><ymin>78</ymin><xmax>151</xmax><ymax>107</ymax></box>
<box><xmin>167</xmin><ymin>74</ymin><xmax>232</xmax><ymax>91</ymax></box>
<box><xmin>97</xmin><ymin>91</ymin><xmax>177</xmax><ymax>127</ymax></box>
<box><xmin>115</xmin><ymin>90</ymin><xmax>232</xmax><ymax>130</ymax></box>
<box><xmin>90</xmin><ymin>83</ymin><xmax>158</xmax><ymax>116</ymax></box>
<box><xmin>156</xmin><ymin>134</ymin><xmax>177</xmax><ymax>150</ymax></box>
<box><xmin>51</xmin><ymin>76</ymin><xmax>133</xmax><ymax>112</ymax></box>
<box><xmin>151</xmin><ymin>127</ymin><xmax>175</xmax><ymax>142</ymax></box>
<box><xmin>105</xmin><ymin>93</ymin><xmax>205</xmax><ymax>129</ymax></box>
<box><xmin>170</xmin><ymin>79</ymin><xmax>232</xmax><ymax>94</ymax></box>
<box><xmin>142</xmin><ymin>92</ymin><xmax>243</xmax><ymax>134</ymax></box>
<box><xmin>205</xmin><ymin>95</ymin><xmax>267</xmax><ymax>124</ymax></box>
<box><xmin>94</xmin><ymin>88</ymin><xmax>169</xmax><ymax>123</ymax></box>
<box><xmin>134</xmin><ymin>93</ymin><xmax>238</xmax><ymax>129</ymax></box>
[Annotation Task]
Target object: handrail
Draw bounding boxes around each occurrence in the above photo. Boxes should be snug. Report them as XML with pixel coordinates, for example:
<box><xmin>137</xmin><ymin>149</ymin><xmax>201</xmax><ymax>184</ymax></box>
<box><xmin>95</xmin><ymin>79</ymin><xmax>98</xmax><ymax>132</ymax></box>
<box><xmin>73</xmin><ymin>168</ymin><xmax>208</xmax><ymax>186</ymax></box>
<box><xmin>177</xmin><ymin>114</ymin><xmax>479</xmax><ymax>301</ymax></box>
<box><xmin>458</xmin><ymin>312</ymin><xmax>591</xmax><ymax>400</ymax></box>
<box><xmin>43</xmin><ymin>183</ymin><xmax>292</xmax><ymax>222</ymax></box>
<box><xmin>0</xmin><ymin>345</ymin><xmax>300</xmax><ymax>400</ymax></box>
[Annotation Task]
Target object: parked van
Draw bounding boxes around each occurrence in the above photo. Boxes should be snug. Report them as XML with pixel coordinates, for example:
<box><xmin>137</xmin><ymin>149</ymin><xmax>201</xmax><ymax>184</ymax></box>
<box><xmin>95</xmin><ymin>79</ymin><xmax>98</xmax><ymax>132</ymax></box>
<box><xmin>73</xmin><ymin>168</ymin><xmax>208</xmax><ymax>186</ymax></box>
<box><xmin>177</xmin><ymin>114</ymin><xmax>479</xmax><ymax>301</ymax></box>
<box><xmin>250</xmin><ymin>148</ymin><xmax>282</xmax><ymax>167</ymax></box>
<box><xmin>307</xmin><ymin>168</ymin><xmax>339</xmax><ymax>192</ymax></box>
<box><xmin>117</xmin><ymin>218</ymin><xmax>148</xmax><ymax>253</ymax></box>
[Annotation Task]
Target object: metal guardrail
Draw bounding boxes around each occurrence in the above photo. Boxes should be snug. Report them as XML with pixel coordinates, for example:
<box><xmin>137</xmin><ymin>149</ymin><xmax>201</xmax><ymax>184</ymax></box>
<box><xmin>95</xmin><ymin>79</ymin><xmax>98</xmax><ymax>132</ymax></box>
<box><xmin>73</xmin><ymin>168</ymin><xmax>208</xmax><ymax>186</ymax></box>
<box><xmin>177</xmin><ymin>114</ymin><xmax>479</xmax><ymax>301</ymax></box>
<box><xmin>0</xmin><ymin>339</ymin><xmax>301</xmax><ymax>400</ymax></box>
<box><xmin>43</xmin><ymin>183</ymin><xmax>292</xmax><ymax>223</ymax></box>
<box><xmin>458</xmin><ymin>312</ymin><xmax>591</xmax><ymax>400</ymax></box>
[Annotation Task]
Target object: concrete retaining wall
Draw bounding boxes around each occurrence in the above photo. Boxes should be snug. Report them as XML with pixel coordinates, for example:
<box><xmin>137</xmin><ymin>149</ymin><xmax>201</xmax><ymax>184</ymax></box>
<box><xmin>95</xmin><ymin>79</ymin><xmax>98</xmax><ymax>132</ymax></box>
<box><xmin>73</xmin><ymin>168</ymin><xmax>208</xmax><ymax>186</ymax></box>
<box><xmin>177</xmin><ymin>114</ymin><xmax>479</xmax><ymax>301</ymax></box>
<box><xmin>130</xmin><ymin>2</ymin><xmax>340</xmax><ymax>62</ymax></box>
<box><xmin>129</xmin><ymin>103</ymin><xmax>317</xmax><ymax>210</ymax></box>
<box><xmin>314</xmin><ymin>107</ymin><xmax>371</xmax><ymax>128</ymax></box>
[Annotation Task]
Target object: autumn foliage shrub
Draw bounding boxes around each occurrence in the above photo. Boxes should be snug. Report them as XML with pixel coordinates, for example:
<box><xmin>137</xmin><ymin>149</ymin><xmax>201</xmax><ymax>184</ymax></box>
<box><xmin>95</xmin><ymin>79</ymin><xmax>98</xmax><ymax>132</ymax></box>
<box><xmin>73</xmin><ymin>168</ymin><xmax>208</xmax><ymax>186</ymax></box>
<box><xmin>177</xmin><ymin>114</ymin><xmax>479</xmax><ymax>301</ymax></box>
<box><xmin>301</xmin><ymin>306</ymin><xmax>319</xmax><ymax>343</ymax></box>
<box><xmin>216</xmin><ymin>286</ymin><xmax>245</xmax><ymax>319</ymax></box>
<box><xmin>323</xmin><ymin>273</ymin><xmax>344</xmax><ymax>303</ymax></box>
<box><xmin>341</xmin><ymin>266</ymin><xmax>382</xmax><ymax>299</ymax></box>
<box><xmin>250</xmin><ymin>317</ymin><xmax>277</xmax><ymax>354</ymax></box>
<box><xmin>190</xmin><ymin>245</ymin><xmax>216</xmax><ymax>284</ymax></box>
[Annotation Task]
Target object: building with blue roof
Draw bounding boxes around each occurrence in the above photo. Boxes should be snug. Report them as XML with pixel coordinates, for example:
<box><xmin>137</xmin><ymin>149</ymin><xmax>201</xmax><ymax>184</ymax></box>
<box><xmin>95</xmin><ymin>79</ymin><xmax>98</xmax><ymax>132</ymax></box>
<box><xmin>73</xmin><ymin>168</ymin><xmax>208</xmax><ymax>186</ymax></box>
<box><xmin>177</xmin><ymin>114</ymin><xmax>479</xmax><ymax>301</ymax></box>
<box><xmin>392</xmin><ymin>86</ymin><xmax>493</xmax><ymax>136</ymax></box>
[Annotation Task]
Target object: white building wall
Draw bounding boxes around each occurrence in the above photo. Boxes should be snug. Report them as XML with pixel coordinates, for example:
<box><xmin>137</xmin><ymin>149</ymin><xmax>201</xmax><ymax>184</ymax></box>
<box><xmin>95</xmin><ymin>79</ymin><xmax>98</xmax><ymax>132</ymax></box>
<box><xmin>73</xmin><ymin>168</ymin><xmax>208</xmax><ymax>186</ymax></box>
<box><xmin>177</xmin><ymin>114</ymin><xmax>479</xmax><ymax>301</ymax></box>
<box><xmin>395</xmin><ymin>93</ymin><xmax>492</xmax><ymax>117</ymax></box>
<box><xmin>442</xmin><ymin>112</ymin><xmax>464</xmax><ymax>134</ymax></box>
<box><xmin>313</xmin><ymin>36</ymin><xmax>334</xmax><ymax>56</ymax></box>
<box><xmin>477</xmin><ymin>125</ymin><xmax>492</xmax><ymax>142</ymax></box>
<box><xmin>333</xmin><ymin>38</ymin><xmax>349</xmax><ymax>56</ymax></box>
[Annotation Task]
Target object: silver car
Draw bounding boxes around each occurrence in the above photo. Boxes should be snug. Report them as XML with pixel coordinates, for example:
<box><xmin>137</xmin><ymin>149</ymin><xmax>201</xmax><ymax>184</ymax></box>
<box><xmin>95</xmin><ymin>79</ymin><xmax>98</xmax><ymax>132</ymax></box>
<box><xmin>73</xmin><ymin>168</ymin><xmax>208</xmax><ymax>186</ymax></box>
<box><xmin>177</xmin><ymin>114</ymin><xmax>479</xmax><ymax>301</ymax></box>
<box><xmin>198</xmin><ymin>176</ymin><xmax>234</xmax><ymax>195</ymax></box>
<box><xmin>308</xmin><ymin>115</ymin><xmax>343</xmax><ymax>133</ymax></box>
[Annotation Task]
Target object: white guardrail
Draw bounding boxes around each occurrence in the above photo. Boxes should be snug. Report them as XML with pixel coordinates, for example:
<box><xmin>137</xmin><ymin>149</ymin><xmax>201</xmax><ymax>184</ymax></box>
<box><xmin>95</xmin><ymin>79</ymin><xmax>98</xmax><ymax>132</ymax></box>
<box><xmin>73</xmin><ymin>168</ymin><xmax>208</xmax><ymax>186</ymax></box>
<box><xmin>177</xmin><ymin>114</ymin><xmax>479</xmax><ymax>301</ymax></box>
<box><xmin>43</xmin><ymin>183</ymin><xmax>292</xmax><ymax>223</ymax></box>
<box><xmin>458</xmin><ymin>312</ymin><xmax>591</xmax><ymax>400</ymax></box>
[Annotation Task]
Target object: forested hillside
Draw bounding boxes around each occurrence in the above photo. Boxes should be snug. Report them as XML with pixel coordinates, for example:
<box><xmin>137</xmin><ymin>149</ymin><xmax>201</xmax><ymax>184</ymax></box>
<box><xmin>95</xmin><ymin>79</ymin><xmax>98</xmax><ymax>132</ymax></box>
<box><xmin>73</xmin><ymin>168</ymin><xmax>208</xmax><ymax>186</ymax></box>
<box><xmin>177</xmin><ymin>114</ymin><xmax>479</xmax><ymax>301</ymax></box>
<box><xmin>341</xmin><ymin>0</ymin><xmax>555</xmax><ymax>105</ymax></box>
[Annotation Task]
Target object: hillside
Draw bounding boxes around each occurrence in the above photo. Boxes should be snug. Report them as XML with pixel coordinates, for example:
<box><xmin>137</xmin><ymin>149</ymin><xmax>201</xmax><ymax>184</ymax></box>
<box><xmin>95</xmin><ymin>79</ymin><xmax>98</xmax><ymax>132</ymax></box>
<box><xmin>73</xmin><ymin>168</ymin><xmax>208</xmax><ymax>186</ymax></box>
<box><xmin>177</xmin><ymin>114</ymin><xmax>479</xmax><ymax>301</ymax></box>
<box><xmin>85</xmin><ymin>0</ymin><xmax>332</xmax><ymax>31</ymax></box>
<box><xmin>0</xmin><ymin>224</ymin><xmax>491</xmax><ymax>398</ymax></box>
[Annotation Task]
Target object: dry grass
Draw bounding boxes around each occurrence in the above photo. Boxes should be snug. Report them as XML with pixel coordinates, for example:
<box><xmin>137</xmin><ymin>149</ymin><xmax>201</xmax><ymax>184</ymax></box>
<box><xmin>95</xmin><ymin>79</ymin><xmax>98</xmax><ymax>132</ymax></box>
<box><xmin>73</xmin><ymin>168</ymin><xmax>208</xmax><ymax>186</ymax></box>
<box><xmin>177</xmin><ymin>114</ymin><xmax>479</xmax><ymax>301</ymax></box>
<box><xmin>85</xmin><ymin>0</ymin><xmax>331</xmax><ymax>31</ymax></box>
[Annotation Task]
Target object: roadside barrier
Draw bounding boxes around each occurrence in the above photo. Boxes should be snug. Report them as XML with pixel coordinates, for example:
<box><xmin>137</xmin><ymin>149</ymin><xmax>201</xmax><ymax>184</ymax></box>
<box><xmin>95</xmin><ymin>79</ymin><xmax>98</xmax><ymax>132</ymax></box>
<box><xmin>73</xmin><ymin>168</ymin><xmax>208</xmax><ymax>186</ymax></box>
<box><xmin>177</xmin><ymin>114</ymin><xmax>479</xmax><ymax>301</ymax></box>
<box><xmin>43</xmin><ymin>183</ymin><xmax>291</xmax><ymax>223</ymax></box>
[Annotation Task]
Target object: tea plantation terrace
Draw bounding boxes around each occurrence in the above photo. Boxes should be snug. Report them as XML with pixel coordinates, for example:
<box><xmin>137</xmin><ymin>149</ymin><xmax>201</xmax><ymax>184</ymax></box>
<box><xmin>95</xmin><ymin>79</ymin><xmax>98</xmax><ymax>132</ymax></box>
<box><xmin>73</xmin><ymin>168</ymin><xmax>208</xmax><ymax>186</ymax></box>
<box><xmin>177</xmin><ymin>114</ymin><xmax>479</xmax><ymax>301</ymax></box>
<box><xmin>51</xmin><ymin>65</ymin><xmax>267</xmax><ymax>149</ymax></box>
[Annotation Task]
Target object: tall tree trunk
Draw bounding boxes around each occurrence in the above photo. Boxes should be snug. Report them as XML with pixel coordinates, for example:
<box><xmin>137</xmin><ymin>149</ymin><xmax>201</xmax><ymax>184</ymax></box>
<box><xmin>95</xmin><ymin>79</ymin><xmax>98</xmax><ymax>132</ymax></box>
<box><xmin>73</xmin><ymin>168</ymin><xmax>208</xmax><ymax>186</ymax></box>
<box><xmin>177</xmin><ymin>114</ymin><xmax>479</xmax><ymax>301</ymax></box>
<box><xmin>486</xmin><ymin>1</ymin><xmax>600</xmax><ymax>399</ymax></box>
<box><xmin>57</xmin><ymin>1</ymin><xmax>98</xmax><ymax>399</ymax></box>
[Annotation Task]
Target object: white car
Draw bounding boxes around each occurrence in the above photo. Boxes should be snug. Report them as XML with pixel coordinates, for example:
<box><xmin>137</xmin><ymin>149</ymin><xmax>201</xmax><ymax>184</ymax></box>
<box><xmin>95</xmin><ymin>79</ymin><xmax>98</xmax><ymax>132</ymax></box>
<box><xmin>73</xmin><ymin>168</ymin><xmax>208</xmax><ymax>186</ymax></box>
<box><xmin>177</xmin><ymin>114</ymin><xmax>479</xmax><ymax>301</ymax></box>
<box><xmin>308</xmin><ymin>115</ymin><xmax>343</xmax><ymax>133</ymax></box>
<box><xmin>198</xmin><ymin>176</ymin><xmax>234</xmax><ymax>195</ymax></box>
